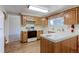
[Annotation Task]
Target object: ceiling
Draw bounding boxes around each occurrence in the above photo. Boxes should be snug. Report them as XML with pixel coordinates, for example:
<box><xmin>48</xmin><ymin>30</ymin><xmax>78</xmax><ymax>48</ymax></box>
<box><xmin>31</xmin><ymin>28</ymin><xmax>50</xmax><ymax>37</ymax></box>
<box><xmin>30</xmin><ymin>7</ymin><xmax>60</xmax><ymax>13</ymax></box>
<box><xmin>2</xmin><ymin>5</ymin><xmax>79</xmax><ymax>17</ymax></box>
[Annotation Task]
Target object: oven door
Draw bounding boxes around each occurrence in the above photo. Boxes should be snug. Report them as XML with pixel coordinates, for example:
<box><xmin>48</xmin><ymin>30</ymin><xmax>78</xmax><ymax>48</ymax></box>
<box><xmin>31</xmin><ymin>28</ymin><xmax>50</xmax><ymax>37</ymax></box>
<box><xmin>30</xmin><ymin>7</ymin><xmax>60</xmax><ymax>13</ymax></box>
<box><xmin>28</xmin><ymin>31</ymin><xmax>37</xmax><ymax>38</ymax></box>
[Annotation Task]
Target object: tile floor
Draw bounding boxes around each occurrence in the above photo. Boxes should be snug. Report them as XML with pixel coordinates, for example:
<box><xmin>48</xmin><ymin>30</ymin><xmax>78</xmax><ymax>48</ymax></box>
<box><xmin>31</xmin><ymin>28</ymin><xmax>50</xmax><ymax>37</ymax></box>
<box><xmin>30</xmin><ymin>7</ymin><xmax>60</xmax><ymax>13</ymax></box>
<box><xmin>5</xmin><ymin>40</ymin><xmax>40</xmax><ymax>53</ymax></box>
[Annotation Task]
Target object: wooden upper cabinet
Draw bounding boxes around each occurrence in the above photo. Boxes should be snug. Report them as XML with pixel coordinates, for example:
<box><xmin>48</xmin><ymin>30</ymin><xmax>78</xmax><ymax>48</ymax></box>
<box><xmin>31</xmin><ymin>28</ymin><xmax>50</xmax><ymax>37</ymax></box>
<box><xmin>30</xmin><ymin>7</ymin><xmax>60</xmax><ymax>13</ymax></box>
<box><xmin>21</xmin><ymin>15</ymin><xmax>27</xmax><ymax>26</ymax></box>
<box><xmin>41</xmin><ymin>18</ymin><xmax>48</xmax><ymax>26</ymax></box>
<box><xmin>21</xmin><ymin>15</ymin><xmax>48</xmax><ymax>26</ymax></box>
<box><xmin>64</xmin><ymin>8</ymin><xmax>78</xmax><ymax>25</ymax></box>
<box><xmin>35</xmin><ymin>17</ymin><xmax>48</xmax><ymax>26</ymax></box>
<box><xmin>77</xmin><ymin>7</ymin><xmax>79</xmax><ymax>24</ymax></box>
<box><xmin>34</xmin><ymin>17</ymin><xmax>42</xmax><ymax>25</ymax></box>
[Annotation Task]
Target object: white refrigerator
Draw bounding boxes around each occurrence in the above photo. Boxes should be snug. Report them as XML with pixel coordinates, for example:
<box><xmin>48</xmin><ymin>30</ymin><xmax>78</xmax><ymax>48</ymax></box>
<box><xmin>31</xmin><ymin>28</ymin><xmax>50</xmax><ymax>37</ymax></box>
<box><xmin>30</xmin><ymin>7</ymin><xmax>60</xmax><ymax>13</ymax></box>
<box><xmin>0</xmin><ymin>10</ymin><xmax>4</xmax><ymax>53</ymax></box>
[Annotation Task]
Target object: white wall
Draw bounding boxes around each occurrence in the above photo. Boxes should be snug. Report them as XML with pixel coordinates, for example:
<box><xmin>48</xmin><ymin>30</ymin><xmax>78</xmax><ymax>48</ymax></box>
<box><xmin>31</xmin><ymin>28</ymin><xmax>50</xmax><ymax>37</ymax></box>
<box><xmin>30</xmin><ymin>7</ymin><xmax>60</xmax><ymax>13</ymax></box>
<box><xmin>8</xmin><ymin>14</ymin><xmax>21</xmax><ymax>42</ymax></box>
<box><xmin>0</xmin><ymin>10</ymin><xmax>4</xmax><ymax>53</ymax></box>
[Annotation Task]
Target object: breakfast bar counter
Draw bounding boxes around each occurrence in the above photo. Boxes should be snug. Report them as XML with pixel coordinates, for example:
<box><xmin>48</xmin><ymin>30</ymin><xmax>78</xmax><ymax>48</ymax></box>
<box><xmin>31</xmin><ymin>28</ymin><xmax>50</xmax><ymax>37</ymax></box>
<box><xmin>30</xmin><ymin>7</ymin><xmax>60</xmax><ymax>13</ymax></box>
<box><xmin>40</xmin><ymin>32</ymin><xmax>79</xmax><ymax>53</ymax></box>
<box><xmin>40</xmin><ymin>32</ymin><xmax>79</xmax><ymax>43</ymax></box>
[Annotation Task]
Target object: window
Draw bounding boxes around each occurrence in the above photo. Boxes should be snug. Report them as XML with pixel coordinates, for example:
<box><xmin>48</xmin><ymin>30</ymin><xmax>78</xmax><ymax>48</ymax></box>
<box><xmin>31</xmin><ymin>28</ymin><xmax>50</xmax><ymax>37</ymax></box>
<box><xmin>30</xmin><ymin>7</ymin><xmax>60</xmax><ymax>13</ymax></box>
<box><xmin>48</xmin><ymin>17</ymin><xmax>64</xmax><ymax>26</ymax></box>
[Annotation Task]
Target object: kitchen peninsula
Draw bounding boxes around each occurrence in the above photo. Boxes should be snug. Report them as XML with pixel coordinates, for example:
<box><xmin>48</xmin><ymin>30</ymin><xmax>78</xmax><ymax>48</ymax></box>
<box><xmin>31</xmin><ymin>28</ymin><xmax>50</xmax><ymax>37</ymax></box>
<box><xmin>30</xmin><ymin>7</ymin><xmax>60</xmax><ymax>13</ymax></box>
<box><xmin>40</xmin><ymin>32</ymin><xmax>79</xmax><ymax>53</ymax></box>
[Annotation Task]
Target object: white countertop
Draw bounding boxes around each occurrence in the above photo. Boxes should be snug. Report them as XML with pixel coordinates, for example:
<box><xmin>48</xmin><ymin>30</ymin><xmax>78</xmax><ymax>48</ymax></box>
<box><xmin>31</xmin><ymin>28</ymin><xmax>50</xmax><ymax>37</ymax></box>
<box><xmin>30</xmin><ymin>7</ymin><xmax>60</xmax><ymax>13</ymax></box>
<box><xmin>41</xmin><ymin>32</ymin><xmax>79</xmax><ymax>43</ymax></box>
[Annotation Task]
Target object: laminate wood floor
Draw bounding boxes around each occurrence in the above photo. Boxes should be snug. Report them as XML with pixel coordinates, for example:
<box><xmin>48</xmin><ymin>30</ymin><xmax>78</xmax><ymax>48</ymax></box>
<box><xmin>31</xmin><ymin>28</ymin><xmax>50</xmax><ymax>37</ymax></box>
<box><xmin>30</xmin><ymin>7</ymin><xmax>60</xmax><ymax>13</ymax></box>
<box><xmin>5</xmin><ymin>40</ymin><xmax>40</xmax><ymax>53</ymax></box>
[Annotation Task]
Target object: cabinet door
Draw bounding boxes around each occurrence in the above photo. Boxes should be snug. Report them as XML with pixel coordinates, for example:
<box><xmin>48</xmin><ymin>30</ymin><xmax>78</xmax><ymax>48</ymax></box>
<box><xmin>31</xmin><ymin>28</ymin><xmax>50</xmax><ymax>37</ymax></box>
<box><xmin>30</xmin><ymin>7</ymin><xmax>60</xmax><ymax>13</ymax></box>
<box><xmin>35</xmin><ymin>17</ymin><xmax>42</xmax><ymax>25</ymax></box>
<box><xmin>21</xmin><ymin>32</ymin><xmax>27</xmax><ymax>43</ymax></box>
<box><xmin>78</xmin><ymin>36</ymin><xmax>79</xmax><ymax>52</ymax></box>
<box><xmin>40</xmin><ymin>37</ymin><xmax>46</xmax><ymax>53</ymax></box>
<box><xmin>64</xmin><ymin>8</ymin><xmax>77</xmax><ymax>24</ymax></box>
<box><xmin>37</xmin><ymin>31</ymin><xmax>43</xmax><ymax>39</ymax></box>
<box><xmin>61</xmin><ymin>36</ymin><xmax>77</xmax><ymax>53</ymax></box>
<box><xmin>21</xmin><ymin>15</ymin><xmax>27</xmax><ymax>26</ymax></box>
<box><xmin>42</xmin><ymin>18</ymin><xmax>48</xmax><ymax>26</ymax></box>
<box><xmin>40</xmin><ymin>38</ymin><xmax>54</xmax><ymax>53</ymax></box>
<box><xmin>77</xmin><ymin>7</ymin><xmax>79</xmax><ymax>24</ymax></box>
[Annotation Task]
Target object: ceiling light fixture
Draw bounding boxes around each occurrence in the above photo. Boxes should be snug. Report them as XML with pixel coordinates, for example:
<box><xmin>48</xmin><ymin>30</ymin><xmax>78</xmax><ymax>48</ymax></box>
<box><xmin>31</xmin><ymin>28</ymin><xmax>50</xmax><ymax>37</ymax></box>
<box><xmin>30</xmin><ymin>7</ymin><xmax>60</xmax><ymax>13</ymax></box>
<box><xmin>28</xmin><ymin>6</ymin><xmax>48</xmax><ymax>13</ymax></box>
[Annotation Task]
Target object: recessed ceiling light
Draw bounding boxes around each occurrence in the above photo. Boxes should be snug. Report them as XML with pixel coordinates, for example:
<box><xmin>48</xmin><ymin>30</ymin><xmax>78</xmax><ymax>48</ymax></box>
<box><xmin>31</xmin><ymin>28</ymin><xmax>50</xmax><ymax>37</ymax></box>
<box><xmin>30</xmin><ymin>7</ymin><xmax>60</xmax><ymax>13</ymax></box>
<box><xmin>28</xmin><ymin>6</ymin><xmax>48</xmax><ymax>13</ymax></box>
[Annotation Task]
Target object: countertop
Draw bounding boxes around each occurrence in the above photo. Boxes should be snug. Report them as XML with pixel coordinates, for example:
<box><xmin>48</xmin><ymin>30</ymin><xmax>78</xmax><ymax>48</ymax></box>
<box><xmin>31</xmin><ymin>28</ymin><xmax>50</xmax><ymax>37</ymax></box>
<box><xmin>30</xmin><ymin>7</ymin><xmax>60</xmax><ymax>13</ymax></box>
<box><xmin>40</xmin><ymin>32</ymin><xmax>79</xmax><ymax>43</ymax></box>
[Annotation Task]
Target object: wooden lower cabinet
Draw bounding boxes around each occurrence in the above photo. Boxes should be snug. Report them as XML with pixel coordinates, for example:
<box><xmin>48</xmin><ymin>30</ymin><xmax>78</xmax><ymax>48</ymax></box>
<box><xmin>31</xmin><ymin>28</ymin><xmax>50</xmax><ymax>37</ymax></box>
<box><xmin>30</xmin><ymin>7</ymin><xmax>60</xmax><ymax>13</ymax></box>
<box><xmin>21</xmin><ymin>31</ymin><xmax>28</xmax><ymax>43</ymax></box>
<box><xmin>40</xmin><ymin>36</ymin><xmax>78</xmax><ymax>53</ymax></box>
<box><xmin>61</xmin><ymin>36</ymin><xmax>77</xmax><ymax>53</ymax></box>
<box><xmin>37</xmin><ymin>31</ymin><xmax>43</xmax><ymax>40</ymax></box>
<box><xmin>78</xmin><ymin>36</ymin><xmax>79</xmax><ymax>52</ymax></box>
<box><xmin>40</xmin><ymin>38</ymin><xmax>55</xmax><ymax>53</ymax></box>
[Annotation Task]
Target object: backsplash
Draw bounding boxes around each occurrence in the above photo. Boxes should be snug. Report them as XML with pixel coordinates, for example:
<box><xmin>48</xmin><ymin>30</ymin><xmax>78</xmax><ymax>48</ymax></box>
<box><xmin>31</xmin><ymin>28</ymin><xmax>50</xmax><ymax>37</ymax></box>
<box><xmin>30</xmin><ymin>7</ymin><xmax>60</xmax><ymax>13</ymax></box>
<box><xmin>43</xmin><ymin>24</ymin><xmax>79</xmax><ymax>34</ymax></box>
<box><xmin>21</xmin><ymin>23</ymin><xmax>79</xmax><ymax>34</ymax></box>
<box><xmin>21</xmin><ymin>24</ymin><xmax>44</xmax><ymax>31</ymax></box>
